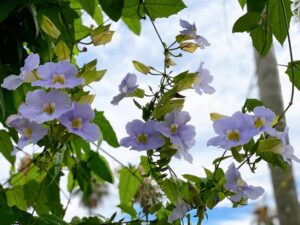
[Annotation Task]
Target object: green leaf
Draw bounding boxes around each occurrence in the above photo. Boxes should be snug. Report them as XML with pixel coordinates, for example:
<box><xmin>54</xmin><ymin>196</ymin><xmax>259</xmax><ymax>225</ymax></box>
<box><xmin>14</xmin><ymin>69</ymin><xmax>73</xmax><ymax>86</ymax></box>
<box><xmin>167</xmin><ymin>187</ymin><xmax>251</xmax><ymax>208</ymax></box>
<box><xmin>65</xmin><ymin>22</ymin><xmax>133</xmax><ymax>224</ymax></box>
<box><xmin>73</xmin><ymin>162</ymin><xmax>92</xmax><ymax>200</ymax></box>
<box><xmin>87</xmin><ymin>151</ymin><xmax>114</xmax><ymax>183</ymax></box>
<box><xmin>140</xmin><ymin>156</ymin><xmax>150</xmax><ymax>174</ymax></box>
<box><xmin>93</xmin><ymin>3</ymin><xmax>103</xmax><ymax>25</ymax></box>
<box><xmin>122</xmin><ymin>0</ymin><xmax>142</xmax><ymax>17</ymax></box>
<box><xmin>285</xmin><ymin>61</ymin><xmax>300</xmax><ymax>91</ymax></box>
<box><xmin>79</xmin><ymin>59</ymin><xmax>107</xmax><ymax>85</ymax></box>
<box><xmin>247</xmin><ymin>0</ymin><xmax>267</xmax><ymax>13</ymax></box>
<box><xmin>118</xmin><ymin>167</ymin><xmax>141</xmax><ymax>205</ymax></box>
<box><xmin>182</xmin><ymin>174</ymin><xmax>202</xmax><ymax>184</ymax></box>
<box><xmin>43</xmin><ymin>168</ymin><xmax>64</xmax><ymax>218</ymax></box>
<box><xmin>144</xmin><ymin>0</ymin><xmax>186</xmax><ymax>20</ymax></box>
<box><xmin>257</xmin><ymin>138</ymin><xmax>281</xmax><ymax>153</ymax></box>
<box><xmin>79</xmin><ymin>0</ymin><xmax>96</xmax><ymax>18</ymax></box>
<box><xmin>160</xmin><ymin>179</ymin><xmax>178</xmax><ymax>204</ymax></box>
<box><xmin>0</xmin><ymin>130</ymin><xmax>15</xmax><ymax>164</ymax></box>
<box><xmin>24</xmin><ymin>180</ymin><xmax>50</xmax><ymax>215</ymax></box>
<box><xmin>127</xmin><ymin>88</ymin><xmax>145</xmax><ymax>98</ymax></box>
<box><xmin>0</xmin><ymin>87</ymin><xmax>5</xmax><ymax>120</ymax></box>
<box><xmin>118</xmin><ymin>203</ymin><xmax>137</xmax><ymax>218</ymax></box>
<box><xmin>6</xmin><ymin>186</ymin><xmax>27</xmax><ymax>211</ymax></box>
<box><xmin>94</xmin><ymin>111</ymin><xmax>119</xmax><ymax>147</ymax></box>
<box><xmin>242</xmin><ymin>98</ymin><xmax>264</xmax><ymax>112</ymax></box>
<box><xmin>152</xmin><ymin>99</ymin><xmax>184</xmax><ymax>119</ymax></box>
<box><xmin>231</xmin><ymin>147</ymin><xmax>245</xmax><ymax>162</ymax></box>
<box><xmin>238</xmin><ymin>0</ymin><xmax>246</xmax><ymax>8</ymax></box>
<box><xmin>122</xmin><ymin>17</ymin><xmax>141</xmax><ymax>35</ymax></box>
<box><xmin>250</xmin><ymin>25</ymin><xmax>273</xmax><ymax>57</ymax></box>
<box><xmin>132</xmin><ymin>60</ymin><xmax>150</xmax><ymax>74</ymax></box>
<box><xmin>268</xmin><ymin>0</ymin><xmax>292</xmax><ymax>44</ymax></box>
<box><xmin>232</xmin><ymin>12</ymin><xmax>261</xmax><ymax>33</ymax></box>
<box><xmin>0</xmin><ymin>0</ymin><xmax>27</xmax><ymax>23</ymax></box>
<box><xmin>98</xmin><ymin>0</ymin><xmax>125</xmax><ymax>21</ymax></box>
<box><xmin>84</xmin><ymin>69</ymin><xmax>106</xmax><ymax>85</ymax></box>
<box><xmin>74</xmin><ymin>19</ymin><xmax>90</xmax><ymax>41</ymax></box>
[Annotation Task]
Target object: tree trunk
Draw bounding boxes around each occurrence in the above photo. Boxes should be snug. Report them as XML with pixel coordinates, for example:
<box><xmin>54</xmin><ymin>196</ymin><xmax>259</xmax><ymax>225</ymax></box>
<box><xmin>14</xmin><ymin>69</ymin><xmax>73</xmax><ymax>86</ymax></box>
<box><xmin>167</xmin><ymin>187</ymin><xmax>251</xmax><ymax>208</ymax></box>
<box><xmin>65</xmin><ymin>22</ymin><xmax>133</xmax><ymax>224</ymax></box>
<box><xmin>254</xmin><ymin>47</ymin><xmax>300</xmax><ymax>225</ymax></box>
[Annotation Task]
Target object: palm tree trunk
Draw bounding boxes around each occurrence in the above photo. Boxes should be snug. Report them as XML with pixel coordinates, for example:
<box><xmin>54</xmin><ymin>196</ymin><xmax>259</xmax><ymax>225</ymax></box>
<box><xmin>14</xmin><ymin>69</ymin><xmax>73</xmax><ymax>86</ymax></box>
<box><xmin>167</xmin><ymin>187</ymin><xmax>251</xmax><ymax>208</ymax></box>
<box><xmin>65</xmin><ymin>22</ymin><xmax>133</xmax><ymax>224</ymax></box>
<box><xmin>254</xmin><ymin>47</ymin><xmax>300</xmax><ymax>225</ymax></box>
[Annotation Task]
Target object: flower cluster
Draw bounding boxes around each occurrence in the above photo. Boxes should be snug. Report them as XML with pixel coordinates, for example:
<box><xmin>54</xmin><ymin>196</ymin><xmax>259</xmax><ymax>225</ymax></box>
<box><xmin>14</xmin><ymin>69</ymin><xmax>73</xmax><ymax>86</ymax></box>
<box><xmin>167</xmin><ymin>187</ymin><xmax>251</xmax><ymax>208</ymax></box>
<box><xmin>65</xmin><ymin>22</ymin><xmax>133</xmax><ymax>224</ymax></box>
<box><xmin>1</xmin><ymin>53</ymin><xmax>99</xmax><ymax>152</ymax></box>
<box><xmin>207</xmin><ymin>106</ymin><xmax>298</xmax><ymax>163</ymax></box>
<box><xmin>120</xmin><ymin>110</ymin><xmax>196</xmax><ymax>163</ymax></box>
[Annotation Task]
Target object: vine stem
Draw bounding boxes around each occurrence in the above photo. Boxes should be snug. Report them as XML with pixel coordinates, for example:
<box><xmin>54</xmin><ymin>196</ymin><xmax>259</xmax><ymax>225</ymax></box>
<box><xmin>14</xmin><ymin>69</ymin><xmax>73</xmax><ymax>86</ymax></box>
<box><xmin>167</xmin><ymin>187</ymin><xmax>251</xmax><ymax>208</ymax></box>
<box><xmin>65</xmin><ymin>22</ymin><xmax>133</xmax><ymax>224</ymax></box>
<box><xmin>276</xmin><ymin>0</ymin><xmax>295</xmax><ymax>125</ymax></box>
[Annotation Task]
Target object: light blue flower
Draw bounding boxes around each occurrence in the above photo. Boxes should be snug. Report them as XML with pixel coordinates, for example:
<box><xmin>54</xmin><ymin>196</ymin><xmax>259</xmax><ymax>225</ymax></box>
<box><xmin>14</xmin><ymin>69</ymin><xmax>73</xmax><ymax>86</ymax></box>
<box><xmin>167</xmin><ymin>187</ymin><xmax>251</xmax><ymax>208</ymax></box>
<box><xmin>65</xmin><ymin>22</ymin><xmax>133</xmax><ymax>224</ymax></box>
<box><xmin>59</xmin><ymin>102</ymin><xmax>99</xmax><ymax>142</ymax></box>
<box><xmin>1</xmin><ymin>53</ymin><xmax>40</xmax><ymax>90</ymax></box>
<box><xmin>179</xmin><ymin>19</ymin><xmax>210</xmax><ymax>49</ymax></box>
<box><xmin>167</xmin><ymin>198</ymin><xmax>189</xmax><ymax>223</ymax></box>
<box><xmin>225</xmin><ymin>163</ymin><xmax>264</xmax><ymax>202</ymax></box>
<box><xmin>193</xmin><ymin>62</ymin><xmax>215</xmax><ymax>95</ymax></box>
<box><xmin>252</xmin><ymin>106</ymin><xmax>279</xmax><ymax>137</ymax></box>
<box><xmin>6</xmin><ymin>114</ymin><xmax>47</xmax><ymax>149</ymax></box>
<box><xmin>19</xmin><ymin>89</ymin><xmax>71</xmax><ymax>124</ymax></box>
<box><xmin>120</xmin><ymin>119</ymin><xmax>165</xmax><ymax>151</ymax></box>
<box><xmin>155</xmin><ymin>110</ymin><xmax>195</xmax><ymax>163</ymax></box>
<box><xmin>111</xmin><ymin>73</ymin><xmax>138</xmax><ymax>105</ymax></box>
<box><xmin>32</xmin><ymin>60</ymin><xmax>84</xmax><ymax>89</ymax></box>
<box><xmin>276</xmin><ymin>127</ymin><xmax>300</xmax><ymax>164</ymax></box>
<box><xmin>207</xmin><ymin>111</ymin><xmax>257</xmax><ymax>150</ymax></box>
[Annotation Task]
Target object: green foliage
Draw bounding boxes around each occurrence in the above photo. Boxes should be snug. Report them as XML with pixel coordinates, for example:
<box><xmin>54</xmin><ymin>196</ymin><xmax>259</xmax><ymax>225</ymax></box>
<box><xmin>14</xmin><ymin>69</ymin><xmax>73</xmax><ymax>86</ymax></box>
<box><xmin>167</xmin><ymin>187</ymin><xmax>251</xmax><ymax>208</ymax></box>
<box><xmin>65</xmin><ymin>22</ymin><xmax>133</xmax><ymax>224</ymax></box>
<box><xmin>285</xmin><ymin>61</ymin><xmax>300</xmax><ymax>91</ymax></box>
<box><xmin>242</xmin><ymin>98</ymin><xmax>264</xmax><ymax>112</ymax></box>
<box><xmin>0</xmin><ymin>130</ymin><xmax>15</xmax><ymax>164</ymax></box>
<box><xmin>234</xmin><ymin>0</ymin><xmax>292</xmax><ymax>55</ymax></box>
<box><xmin>144</xmin><ymin>0</ymin><xmax>186</xmax><ymax>20</ymax></box>
<box><xmin>118</xmin><ymin>167</ymin><xmax>141</xmax><ymax>207</ymax></box>
<box><xmin>87</xmin><ymin>151</ymin><xmax>114</xmax><ymax>183</ymax></box>
<box><xmin>232</xmin><ymin>12</ymin><xmax>261</xmax><ymax>33</ymax></box>
<box><xmin>79</xmin><ymin>59</ymin><xmax>107</xmax><ymax>85</ymax></box>
<box><xmin>160</xmin><ymin>179</ymin><xmax>179</xmax><ymax>204</ymax></box>
<box><xmin>122</xmin><ymin>17</ymin><xmax>141</xmax><ymax>35</ymax></box>
<box><xmin>250</xmin><ymin>25</ymin><xmax>273</xmax><ymax>57</ymax></box>
<box><xmin>268</xmin><ymin>0</ymin><xmax>292</xmax><ymax>44</ymax></box>
<box><xmin>79</xmin><ymin>0</ymin><xmax>96</xmax><ymax>18</ymax></box>
<box><xmin>94</xmin><ymin>111</ymin><xmax>120</xmax><ymax>147</ymax></box>
<box><xmin>132</xmin><ymin>60</ymin><xmax>150</xmax><ymax>74</ymax></box>
<box><xmin>98</xmin><ymin>0</ymin><xmax>125</xmax><ymax>21</ymax></box>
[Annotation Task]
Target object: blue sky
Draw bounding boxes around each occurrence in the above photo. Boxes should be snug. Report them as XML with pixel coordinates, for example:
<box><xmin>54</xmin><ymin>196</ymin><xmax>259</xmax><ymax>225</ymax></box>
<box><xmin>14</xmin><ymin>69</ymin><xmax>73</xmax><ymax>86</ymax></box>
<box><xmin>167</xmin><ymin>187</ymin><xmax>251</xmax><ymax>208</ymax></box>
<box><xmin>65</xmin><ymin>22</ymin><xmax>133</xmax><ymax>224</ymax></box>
<box><xmin>1</xmin><ymin>0</ymin><xmax>300</xmax><ymax>224</ymax></box>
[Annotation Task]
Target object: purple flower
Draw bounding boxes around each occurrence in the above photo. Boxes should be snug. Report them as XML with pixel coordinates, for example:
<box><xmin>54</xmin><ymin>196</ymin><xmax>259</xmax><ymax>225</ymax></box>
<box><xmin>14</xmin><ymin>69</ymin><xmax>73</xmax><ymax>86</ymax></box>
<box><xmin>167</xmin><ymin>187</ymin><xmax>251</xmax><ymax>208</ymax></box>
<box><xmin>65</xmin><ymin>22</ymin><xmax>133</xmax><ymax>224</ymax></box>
<box><xmin>225</xmin><ymin>163</ymin><xmax>264</xmax><ymax>202</ymax></box>
<box><xmin>179</xmin><ymin>19</ymin><xmax>210</xmax><ymax>49</ymax></box>
<box><xmin>193</xmin><ymin>62</ymin><xmax>215</xmax><ymax>95</ymax></box>
<box><xmin>32</xmin><ymin>61</ymin><xmax>83</xmax><ymax>89</ymax></box>
<box><xmin>207</xmin><ymin>111</ymin><xmax>257</xmax><ymax>150</ymax></box>
<box><xmin>276</xmin><ymin>127</ymin><xmax>300</xmax><ymax>164</ymax></box>
<box><xmin>6</xmin><ymin>114</ymin><xmax>47</xmax><ymax>149</ymax></box>
<box><xmin>111</xmin><ymin>73</ymin><xmax>138</xmax><ymax>105</ymax></box>
<box><xmin>167</xmin><ymin>198</ymin><xmax>189</xmax><ymax>223</ymax></box>
<box><xmin>59</xmin><ymin>102</ymin><xmax>100</xmax><ymax>142</ymax></box>
<box><xmin>19</xmin><ymin>89</ymin><xmax>71</xmax><ymax>124</ymax></box>
<box><xmin>155</xmin><ymin>110</ymin><xmax>196</xmax><ymax>163</ymax></box>
<box><xmin>1</xmin><ymin>53</ymin><xmax>40</xmax><ymax>90</ymax></box>
<box><xmin>120</xmin><ymin>119</ymin><xmax>165</xmax><ymax>151</ymax></box>
<box><xmin>252</xmin><ymin>106</ymin><xmax>280</xmax><ymax>137</ymax></box>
